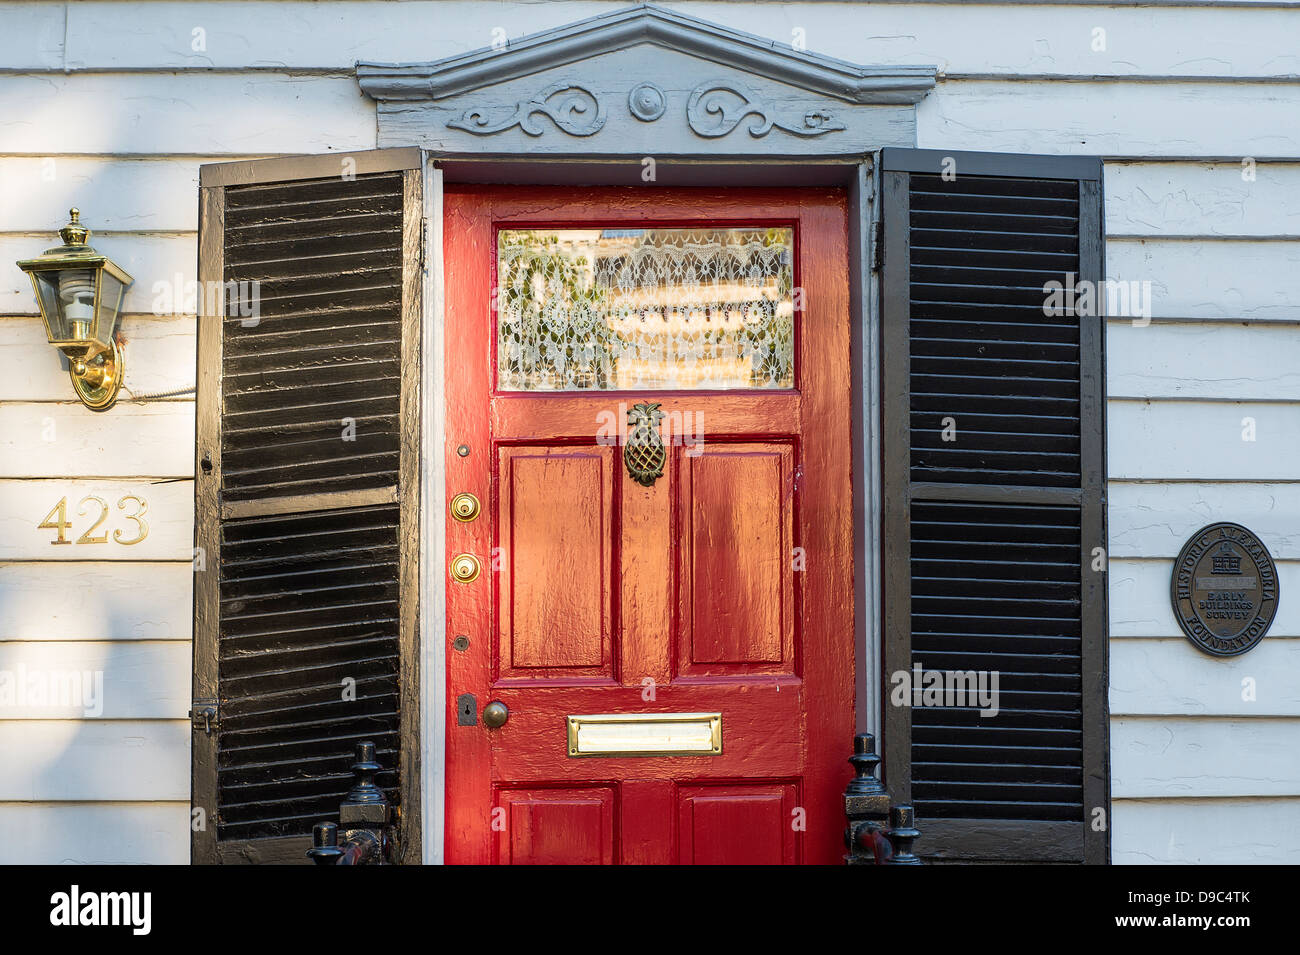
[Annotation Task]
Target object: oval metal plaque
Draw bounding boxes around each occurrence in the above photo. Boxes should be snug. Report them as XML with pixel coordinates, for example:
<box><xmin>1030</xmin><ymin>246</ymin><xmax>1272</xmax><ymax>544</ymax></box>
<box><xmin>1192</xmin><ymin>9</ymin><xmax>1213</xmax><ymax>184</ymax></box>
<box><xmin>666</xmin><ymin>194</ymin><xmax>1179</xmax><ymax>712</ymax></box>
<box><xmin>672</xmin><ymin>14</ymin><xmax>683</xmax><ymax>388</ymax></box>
<box><xmin>1171</xmin><ymin>522</ymin><xmax>1280</xmax><ymax>657</ymax></box>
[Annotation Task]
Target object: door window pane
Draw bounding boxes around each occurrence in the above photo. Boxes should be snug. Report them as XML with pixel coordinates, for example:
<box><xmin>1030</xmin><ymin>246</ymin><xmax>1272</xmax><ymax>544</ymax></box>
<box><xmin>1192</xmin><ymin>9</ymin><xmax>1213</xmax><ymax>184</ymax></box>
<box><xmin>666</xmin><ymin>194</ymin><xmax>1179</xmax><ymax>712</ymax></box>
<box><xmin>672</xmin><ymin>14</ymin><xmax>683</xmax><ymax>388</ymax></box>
<box><xmin>496</xmin><ymin>227</ymin><xmax>795</xmax><ymax>390</ymax></box>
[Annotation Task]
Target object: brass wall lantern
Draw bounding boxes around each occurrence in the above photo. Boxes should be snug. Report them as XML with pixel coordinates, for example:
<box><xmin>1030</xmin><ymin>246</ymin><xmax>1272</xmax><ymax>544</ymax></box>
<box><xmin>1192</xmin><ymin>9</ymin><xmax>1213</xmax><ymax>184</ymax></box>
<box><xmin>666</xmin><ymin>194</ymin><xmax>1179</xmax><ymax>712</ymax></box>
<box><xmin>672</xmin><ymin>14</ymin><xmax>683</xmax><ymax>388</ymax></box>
<box><xmin>17</xmin><ymin>209</ymin><xmax>133</xmax><ymax>410</ymax></box>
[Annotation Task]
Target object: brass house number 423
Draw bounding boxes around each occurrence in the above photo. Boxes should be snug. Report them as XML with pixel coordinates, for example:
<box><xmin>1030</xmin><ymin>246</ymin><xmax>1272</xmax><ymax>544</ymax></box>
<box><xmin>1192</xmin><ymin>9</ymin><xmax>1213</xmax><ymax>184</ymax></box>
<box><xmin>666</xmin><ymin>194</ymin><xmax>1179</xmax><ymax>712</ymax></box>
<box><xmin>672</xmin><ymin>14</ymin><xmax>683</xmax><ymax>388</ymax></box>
<box><xmin>38</xmin><ymin>495</ymin><xmax>149</xmax><ymax>546</ymax></box>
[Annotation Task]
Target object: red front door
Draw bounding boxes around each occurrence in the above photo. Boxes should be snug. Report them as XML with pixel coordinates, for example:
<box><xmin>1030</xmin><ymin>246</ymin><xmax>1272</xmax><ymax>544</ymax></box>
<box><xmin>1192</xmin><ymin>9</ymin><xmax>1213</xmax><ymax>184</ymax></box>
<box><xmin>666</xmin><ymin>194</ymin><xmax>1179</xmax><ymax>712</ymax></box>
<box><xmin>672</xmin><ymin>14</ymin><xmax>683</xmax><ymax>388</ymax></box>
<box><xmin>444</xmin><ymin>186</ymin><xmax>853</xmax><ymax>864</ymax></box>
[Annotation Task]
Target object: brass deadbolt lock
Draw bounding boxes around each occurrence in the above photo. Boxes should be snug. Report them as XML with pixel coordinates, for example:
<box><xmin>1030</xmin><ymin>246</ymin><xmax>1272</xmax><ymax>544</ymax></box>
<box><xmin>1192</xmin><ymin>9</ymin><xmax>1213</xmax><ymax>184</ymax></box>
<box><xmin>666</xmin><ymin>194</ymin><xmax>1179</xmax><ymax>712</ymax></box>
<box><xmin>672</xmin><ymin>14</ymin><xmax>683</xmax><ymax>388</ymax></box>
<box><xmin>450</xmin><ymin>492</ymin><xmax>481</xmax><ymax>522</ymax></box>
<box><xmin>450</xmin><ymin>553</ymin><xmax>481</xmax><ymax>583</ymax></box>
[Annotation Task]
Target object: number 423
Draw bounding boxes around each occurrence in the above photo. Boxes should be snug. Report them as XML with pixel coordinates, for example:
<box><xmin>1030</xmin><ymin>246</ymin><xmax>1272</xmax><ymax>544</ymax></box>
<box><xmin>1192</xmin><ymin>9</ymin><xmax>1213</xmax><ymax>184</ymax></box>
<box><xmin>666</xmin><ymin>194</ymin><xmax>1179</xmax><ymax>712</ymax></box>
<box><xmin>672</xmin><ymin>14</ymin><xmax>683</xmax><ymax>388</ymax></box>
<box><xmin>38</xmin><ymin>495</ymin><xmax>149</xmax><ymax>546</ymax></box>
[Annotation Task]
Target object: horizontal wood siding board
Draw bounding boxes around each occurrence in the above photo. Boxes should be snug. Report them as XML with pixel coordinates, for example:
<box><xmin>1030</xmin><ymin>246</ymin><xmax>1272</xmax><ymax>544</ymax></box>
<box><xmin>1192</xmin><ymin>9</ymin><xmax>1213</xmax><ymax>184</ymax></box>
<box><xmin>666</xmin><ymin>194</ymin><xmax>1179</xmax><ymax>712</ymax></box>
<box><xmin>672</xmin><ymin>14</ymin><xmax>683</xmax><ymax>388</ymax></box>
<box><xmin>1107</xmin><ymin>238</ymin><xmax>1300</xmax><ymax>322</ymax></box>
<box><xmin>0</xmin><ymin>157</ymin><xmax>215</xmax><ymax>232</ymax></box>
<box><xmin>1112</xmin><ymin>717</ymin><xmax>1300</xmax><ymax>798</ymax></box>
<box><xmin>1108</xmin><ymin>401</ymin><xmax>1300</xmax><ymax>480</ymax></box>
<box><xmin>919</xmin><ymin>80</ymin><xmax>1300</xmax><ymax>159</ymax></box>
<box><xmin>0</xmin><ymin>402</ymin><xmax>194</xmax><ymax>479</ymax></box>
<box><xmin>0</xmin><ymin>803</ymin><xmax>190</xmax><ymax>865</ymax></box>
<box><xmin>0</xmin><ymin>233</ymin><xmax>195</xmax><ymax>316</ymax></box>
<box><xmin>1113</xmin><ymin>797</ymin><xmax>1300</xmax><ymax>865</ymax></box>
<box><xmin>1</xmin><ymin>2</ymin><xmax>1291</xmax><ymax>78</ymax></box>
<box><xmin>1111</xmin><ymin>638</ymin><xmax>1300</xmax><ymax>716</ymax></box>
<box><xmin>0</xmin><ymin>479</ymin><xmax>194</xmax><ymax>561</ymax></box>
<box><xmin>0</xmin><ymin>315</ymin><xmax>197</xmax><ymax>402</ymax></box>
<box><xmin>0</xmin><ymin>720</ymin><xmax>190</xmax><ymax>800</ymax></box>
<box><xmin>1104</xmin><ymin>162</ymin><xmax>1300</xmax><ymax>238</ymax></box>
<box><xmin>0</xmin><ymin>74</ymin><xmax>375</xmax><ymax>155</ymax></box>
<box><xmin>0</xmin><ymin>562</ymin><xmax>193</xmax><ymax>641</ymax></box>
<box><xmin>1109</xmin><ymin>482</ymin><xmax>1300</xmax><ymax>559</ymax></box>
<box><xmin>1110</xmin><ymin>559</ymin><xmax>1300</xmax><ymax>637</ymax></box>
<box><xmin>1107</xmin><ymin>320</ymin><xmax>1300</xmax><ymax>400</ymax></box>
<box><xmin>0</xmin><ymin>640</ymin><xmax>189</xmax><ymax>718</ymax></box>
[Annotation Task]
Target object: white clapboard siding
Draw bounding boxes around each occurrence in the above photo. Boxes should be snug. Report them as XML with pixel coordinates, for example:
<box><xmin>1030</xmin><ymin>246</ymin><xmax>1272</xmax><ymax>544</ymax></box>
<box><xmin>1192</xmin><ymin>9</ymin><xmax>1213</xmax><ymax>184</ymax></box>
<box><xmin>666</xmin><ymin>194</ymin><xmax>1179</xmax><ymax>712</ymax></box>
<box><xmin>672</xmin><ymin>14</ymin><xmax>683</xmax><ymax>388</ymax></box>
<box><xmin>0</xmin><ymin>234</ymin><xmax>196</xmax><ymax>316</ymax></box>
<box><xmin>27</xmin><ymin>1</ymin><xmax>1299</xmax><ymax>78</ymax></box>
<box><xmin>0</xmin><ymin>479</ymin><xmax>194</xmax><ymax>561</ymax></box>
<box><xmin>0</xmin><ymin>157</ymin><xmax>232</xmax><ymax>233</ymax></box>
<box><xmin>1113</xmin><ymin>797</ymin><xmax>1300</xmax><ymax>864</ymax></box>
<box><xmin>0</xmin><ymin>802</ymin><xmax>189</xmax><ymax>864</ymax></box>
<box><xmin>0</xmin><ymin>562</ymin><xmax>192</xmax><ymax>641</ymax></box>
<box><xmin>0</xmin><ymin>720</ymin><xmax>189</xmax><ymax>800</ymax></box>
<box><xmin>918</xmin><ymin>81</ymin><xmax>1300</xmax><ymax>159</ymax></box>
<box><xmin>1110</xmin><ymin>638</ymin><xmax>1300</xmax><ymax>716</ymax></box>
<box><xmin>1108</xmin><ymin>401</ymin><xmax>1300</xmax><ymax>480</ymax></box>
<box><xmin>1112</xmin><ymin>717</ymin><xmax>1300</xmax><ymax>798</ymax></box>
<box><xmin>1109</xmin><ymin>483</ymin><xmax>1300</xmax><ymax>559</ymax></box>
<box><xmin>0</xmin><ymin>315</ymin><xmax>198</xmax><ymax>401</ymax></box>
<box><xmin>1107</xmin><ymin>239</ymin><xmax>1300</xmax><ymax>322</ymax></box>
<box><xmin>1109</xmin><ymin>559</ymin><xmax>1300</xmax><ymax>638</ymax></box>
<box><xmin>0</xmin><ymin>74</ymin><xmax>375</xmax><ymax>155</ymax></box>
<box><xmin>0</xmin><ymin>641</ymin><xmax>189</xmax><ymax>718</ymax></box>
<box><xmin>1108</xmin><ymin>320</ymin><xmax>1300</xmax><ymax>401</ymax></box>
<box><xmin>0</xmin><ymin>4</ymin><xmax>63</xmax><ymax>71</ymax></box>
<box><xmin>1106</xmin><ymin>162</ymin><xmax>1300</xmax><ymax>238</ymax></box>
<box><xmin>0</xmin><ymin>402</ymin><xmax>195</xmax><ymax>479</ymax></box>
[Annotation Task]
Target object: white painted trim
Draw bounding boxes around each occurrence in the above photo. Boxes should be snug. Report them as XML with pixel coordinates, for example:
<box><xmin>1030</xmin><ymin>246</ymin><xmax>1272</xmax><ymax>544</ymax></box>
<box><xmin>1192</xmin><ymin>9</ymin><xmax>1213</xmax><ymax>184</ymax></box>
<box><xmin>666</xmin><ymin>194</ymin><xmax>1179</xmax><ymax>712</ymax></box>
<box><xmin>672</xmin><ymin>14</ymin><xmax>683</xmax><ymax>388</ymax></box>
<box><xmin>850</xmin><ymin>158</ymin><xmax>883</xmax><ymax>740</ymax></box>
<box><xmin>420</xmin><ymin>158</ymin><xmax>448</xmax><ymax>865</ymax></box>
<box><xmin>416</xmin><ymin>157</ymin><xmax>881</xmax><ymax>857</ymax></box>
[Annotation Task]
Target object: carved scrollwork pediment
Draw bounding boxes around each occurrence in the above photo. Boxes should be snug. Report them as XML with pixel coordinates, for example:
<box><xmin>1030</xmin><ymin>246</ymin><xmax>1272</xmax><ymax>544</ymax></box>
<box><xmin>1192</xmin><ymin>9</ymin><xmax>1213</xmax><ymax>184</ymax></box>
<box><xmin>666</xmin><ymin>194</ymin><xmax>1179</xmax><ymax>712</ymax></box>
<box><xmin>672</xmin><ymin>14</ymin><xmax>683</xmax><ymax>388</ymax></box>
<box><xmin>446</xmin><ymin>83</ymin><xmax>607</xmax><ymax>137</ymax></box>
<box><xmin>357</xmin><ymin>3</ymin><xmax>936</xmax><ymax>156</ymax></box>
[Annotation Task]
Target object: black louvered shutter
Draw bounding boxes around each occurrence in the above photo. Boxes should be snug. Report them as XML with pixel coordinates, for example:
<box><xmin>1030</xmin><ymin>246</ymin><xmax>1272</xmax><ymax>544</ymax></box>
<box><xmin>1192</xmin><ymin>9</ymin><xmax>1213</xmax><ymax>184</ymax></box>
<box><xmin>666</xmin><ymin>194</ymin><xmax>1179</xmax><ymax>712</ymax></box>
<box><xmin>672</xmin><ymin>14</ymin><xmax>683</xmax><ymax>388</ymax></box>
<box><xmin>879</xmin><ymin>149</ymin><xmax>1108</xmax><ymax>863</ymax></box>
<box><xmin>192</xmin><ymin>149</ymin><xmax>423</xmax><ymax>864</ymax></box>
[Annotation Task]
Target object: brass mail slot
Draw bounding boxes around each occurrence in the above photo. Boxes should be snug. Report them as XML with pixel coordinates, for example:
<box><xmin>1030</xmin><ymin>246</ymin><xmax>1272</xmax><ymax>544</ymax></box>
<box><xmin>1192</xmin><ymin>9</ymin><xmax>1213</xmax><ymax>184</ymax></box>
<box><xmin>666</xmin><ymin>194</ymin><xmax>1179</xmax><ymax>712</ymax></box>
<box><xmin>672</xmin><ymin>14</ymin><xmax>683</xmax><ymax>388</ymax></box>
<box><xmin>566</xmin><ymin>712</ymin><xmax>722</xmax><ymax>757</ymax></box>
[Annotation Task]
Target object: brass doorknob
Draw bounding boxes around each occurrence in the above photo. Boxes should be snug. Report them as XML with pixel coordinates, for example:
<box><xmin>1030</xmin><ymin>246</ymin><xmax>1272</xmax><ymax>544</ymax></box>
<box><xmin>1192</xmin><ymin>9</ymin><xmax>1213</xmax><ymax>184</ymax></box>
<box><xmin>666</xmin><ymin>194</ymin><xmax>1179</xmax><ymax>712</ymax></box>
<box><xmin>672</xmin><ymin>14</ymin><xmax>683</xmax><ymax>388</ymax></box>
<box><xmin>450</xmin><ymin>492</ymin><xmax>481</xmax><ymax>522</ymax></box>
<box><xmin>450</xmin><ymin>553</ymin><xmax>481</xmax><ymax>583</ymax></box>
<box><xmin>482</xmin><ymin>701</ymin><xmax>509</xmax><ymax>728</ymax></box>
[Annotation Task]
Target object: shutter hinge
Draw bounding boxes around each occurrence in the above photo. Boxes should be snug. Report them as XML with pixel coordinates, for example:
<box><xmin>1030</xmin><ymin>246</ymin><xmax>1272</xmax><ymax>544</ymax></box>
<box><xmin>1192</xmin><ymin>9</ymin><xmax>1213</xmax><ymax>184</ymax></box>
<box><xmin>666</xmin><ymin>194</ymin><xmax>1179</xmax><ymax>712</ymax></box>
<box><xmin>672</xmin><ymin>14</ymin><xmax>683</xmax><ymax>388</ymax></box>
<box><xmin>872</xmin><ymin>219</ymin><xmax>884</xmax><ymax>272</ymax></box>
<box><xmin>189</xmin><ymin>700</ymin><xmax>219</xmax><ymax>736</ymax></box>
<box><xmin>420</xmin><ymin>217</ymin><xmax>428</xmax><ymax>270</ymax></box>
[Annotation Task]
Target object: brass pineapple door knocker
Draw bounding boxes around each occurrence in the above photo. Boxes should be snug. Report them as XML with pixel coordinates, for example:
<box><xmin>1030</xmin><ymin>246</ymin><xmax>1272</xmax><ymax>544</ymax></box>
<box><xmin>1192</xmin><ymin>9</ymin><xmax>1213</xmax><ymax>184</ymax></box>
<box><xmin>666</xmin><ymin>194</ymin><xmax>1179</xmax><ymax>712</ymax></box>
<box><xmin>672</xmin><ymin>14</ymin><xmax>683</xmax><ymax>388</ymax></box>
<box><xmin>624</xmin><ymin>401</ymin><xmax>666</xmax><ymax>486</ymax></box>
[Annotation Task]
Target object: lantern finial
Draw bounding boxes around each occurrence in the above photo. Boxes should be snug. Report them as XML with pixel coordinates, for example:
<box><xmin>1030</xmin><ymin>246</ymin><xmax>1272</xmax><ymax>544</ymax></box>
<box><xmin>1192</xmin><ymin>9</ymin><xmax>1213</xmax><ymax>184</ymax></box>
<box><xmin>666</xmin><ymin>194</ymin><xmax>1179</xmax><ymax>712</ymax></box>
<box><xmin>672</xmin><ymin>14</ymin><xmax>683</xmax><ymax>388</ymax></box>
<box><xmin>60</xmin><ymin>208</ymin><xmax>90</xmax><ymax>246</ymax></box>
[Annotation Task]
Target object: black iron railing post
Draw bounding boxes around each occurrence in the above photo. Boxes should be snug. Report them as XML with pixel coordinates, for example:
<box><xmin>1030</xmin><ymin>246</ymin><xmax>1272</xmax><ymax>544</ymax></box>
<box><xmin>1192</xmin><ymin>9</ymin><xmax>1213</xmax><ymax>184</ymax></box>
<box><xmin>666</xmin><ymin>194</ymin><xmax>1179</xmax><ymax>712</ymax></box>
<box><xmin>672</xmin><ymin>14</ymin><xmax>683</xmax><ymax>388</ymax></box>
<box><xmin>306</xmin><ymin>741</ymin><xmax>393</xmax><ymax>865</ymax></box>
<box><xmin>842</xmin><ymin>733</ymin><xmax>922</xmax><ymax>865</ymax></box>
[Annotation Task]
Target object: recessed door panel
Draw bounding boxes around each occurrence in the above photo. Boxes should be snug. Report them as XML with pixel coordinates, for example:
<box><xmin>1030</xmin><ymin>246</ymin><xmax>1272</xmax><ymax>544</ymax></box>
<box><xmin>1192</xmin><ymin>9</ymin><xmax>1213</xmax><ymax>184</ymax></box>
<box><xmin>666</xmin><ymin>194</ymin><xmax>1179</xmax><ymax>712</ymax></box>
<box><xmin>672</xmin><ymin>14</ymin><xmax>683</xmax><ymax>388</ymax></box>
<box><xmin>677</xmin><ymin>783</ymin><xmax>798</xmax><ymax>865</ymax></box>
<box><xmin>677</xmin><ymin>443</ymin><xmax>795</xmax><ymax>676</ymax></box>
<box><xmin>496</xmin><ymin>786</ymin><xmax>615</xmax><ymax>865</ymax></box>
<box><xmin>496</xmin><ymin>445</ymin><xmax>615</xmax><ymax>682</ymax></box>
